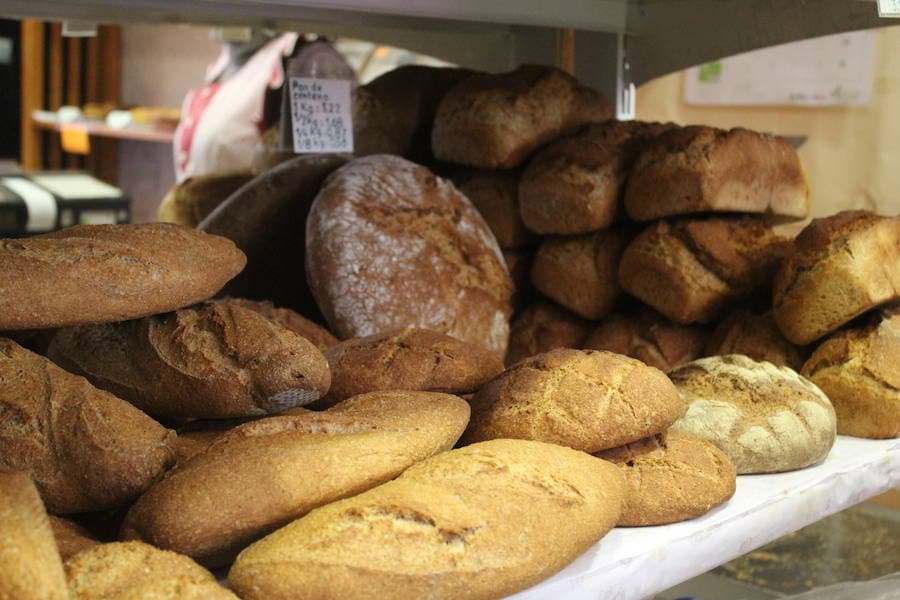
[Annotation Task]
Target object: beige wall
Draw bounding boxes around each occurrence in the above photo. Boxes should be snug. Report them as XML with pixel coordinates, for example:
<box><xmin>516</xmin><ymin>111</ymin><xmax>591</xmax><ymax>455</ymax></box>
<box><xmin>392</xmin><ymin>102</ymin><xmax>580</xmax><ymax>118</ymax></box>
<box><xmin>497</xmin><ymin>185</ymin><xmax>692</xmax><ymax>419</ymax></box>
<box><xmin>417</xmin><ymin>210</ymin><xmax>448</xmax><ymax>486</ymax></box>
<box><xmin>636</xmin><ymin>26</ymin><xmax>900</xmax><ymax>219</ymax></box>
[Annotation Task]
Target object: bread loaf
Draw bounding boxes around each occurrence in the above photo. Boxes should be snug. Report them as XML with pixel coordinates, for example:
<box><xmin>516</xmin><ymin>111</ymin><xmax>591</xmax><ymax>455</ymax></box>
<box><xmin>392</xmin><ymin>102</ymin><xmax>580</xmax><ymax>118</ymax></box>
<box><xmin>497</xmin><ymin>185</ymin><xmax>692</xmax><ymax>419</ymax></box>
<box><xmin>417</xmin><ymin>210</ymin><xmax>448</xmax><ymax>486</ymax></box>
<box><xmin>624</xmin><ymin>126</ymin><xmax>809</xmax><ymax>221</ymax></box>
<box><xmin>218</xmin><ymin>297</ymin><xmax>339</xmax><ymax>350</ymax></box>
<box><xmin>618</xmin><ymin>217</ymin><xmax>788</xmax><ymax>324</ymax></box>
<box><xmin>454</xmin><ymin>169</ymin><xmax>536</xmax><ymax>249</ymax></box>
<box><xmin>66</xmin><ymin>541</ymin><xmax>238</xmax><ymax>600</ymax></box>
<box><xmin>306</xmin><ymin>155</ymin><xmax>513</xmax><ymax>356</ymax></box>
<box><xmin>0</xmin><ymin>469</ymin><xmax>68</xmax><ymax>600</ymax></box>
<box><xmin>464</xmin><ymin>348</ymin><xmax>684</xmax><ymax>452</ymax></box>
<box><xmin>519</xmin><ymin>120</ymin><xmax>674</xmax><ymax>235</ymax></box>
<box><xmin>229</xmin><ymin>439</ymin><xmax>626</xmax><ymax>600</ymax></box>
<box><xmin>48</xmin><ymin>300</ymin><xmax>331</xmax><ymax>419</ymax></box>
<box><xmin>505</xmin><ymin>301</ymin><xmax>592</xmax><ymax>366</ymax></box>
<box><xmin>121</xmin><ymin>392</ymin><xmax>470</xmax><ymax>567</ymax></box>
<box><xmin>801</xmin><ymin>310</ymin><xmax>900</xmax><ymax>439</ymax></box>
<box><xmin>157</xmin><ymin>171</ymin><xmax>254</xmax><ymax>227</ymax></box>
<box><xmin>772</xmin><ymin>211</ymin><xmax>900</xmax><ymax>345</ymax></box>
<box><xmin>670</xmin><ymin>355</ymin><xmax>836</xmax><ymax>473</ymax></box>
<box><xmin>174</xmin><ymin>419</ymin><xmax>253</xmax><ymax>465</ymax></box>
<box><xmin>705</xmin><ymin>310</ymin><xmax>804</xmax><ymax>370</ymax></box>
<box><xmin>595</xmin><ymin>432</ymin><xmax>736</xmax><ymax>526</ymax></box>
<box><xmin>48</xmin><ymin>515</ymin><xmax>99</xmax><ymax>561</ymax></box>
<box><xmin>0</xmin><ymin>223</ymin><xmax>245</xmax><ymax>330</ymax></box>
<box><xmin>317</xmin><ymin>328</ymin><xmax>503</xmax><ymax>408</ymax></box>
<box><xmin>0</xmin><ymin>339</ymin><xmax>175</xmax><ymax>513</ymax></box>
<box><xmin>432</xmin><ymin>65</ymin><xmax>612</xmax><ymax>169</ymax></box>
<box><xmin>531</xmin><ymin>227</ymin><xmax>632</xmax><ymax>320</ymax></box>
<box><xmin>583</xmin><ymin>308</ymin><xmax>708</xmax><ymax>372</ymax></box>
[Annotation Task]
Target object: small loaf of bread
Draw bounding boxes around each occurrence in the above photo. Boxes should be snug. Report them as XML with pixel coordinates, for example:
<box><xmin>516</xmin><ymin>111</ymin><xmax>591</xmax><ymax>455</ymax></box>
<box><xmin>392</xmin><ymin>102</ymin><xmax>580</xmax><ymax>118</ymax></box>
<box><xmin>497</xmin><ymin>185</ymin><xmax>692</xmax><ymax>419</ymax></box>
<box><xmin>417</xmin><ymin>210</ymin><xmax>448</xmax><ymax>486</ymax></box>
<box><xmin>66</xmin><ymin>541</ymin><xmax>238</xmax><ymax>600</ymax></box>
<box><xmin>584</xmin><ymin>308</ymin><xmax>708</xmax><ymax>372</ymax></box>
<box><xmin>0</xmin><ymin>469</ymin><xmax>68</xmax><ymax>600</ymax></box>
<box><xmin>519</xmin><ymin>120</ymin><xmax>674</xmax><ymax>235</ymax></box>
<box><xmin>773</xmin><ymin>211</ymin><xmax>900</xmax><ymax>345</ymax></box>
<box><xmin>48</xmin><ymin>300</ymin><xmax>331</xmax><ymax>419</ymax></box>
<box><xmin>0</xmin><ymin>223</ymin><xmax>245</xmax><ymax>330</ymax></box>
<box><xmin>219</xmin><ymin>297</ymin><xmax>339</xmax><ymax>351</ymax></box>
<box><xmin>531</xmin><ymin>227</ymin><xmax>632</xmax><ymax>320</ymax></box>
<box><xmin>464</xmin><ymin>348</ymin><xmax>684</xmax><ymax>452</ymax></box>
<box><xmin>48</xmin><ymin>515</ymin><xmax>99</xmax><ymax>561</ymax></box>
<box><xmin>624</xmin><ymin>126</ymin><xmax>809</xmax><ymax>221</ymax></box>
<box><xmin>454</xmin><ymin>169</ymin><xmax>536</xmax><ymax>249</ymax></box>
<box><xmin>0</xmin><ymin>339</ymin><xmax>175</xmax><ymax>513</ymax></box>
<box><xmin>317</xmin><ymin>328</ymin><xmax>503</xmax><ymax>408</ymax></box>
<box><xmin>157</xmin><ymin>171</ymin><xmax>254</xmax><ymax>227</ymax></box>
<box><xmin>432</xmin><ymin>65</ymin><xmax>612</xmax><ymax>169</ymax></box>
<box><xmin>705</xmin><ymin>310</ymin><xmax>804</xmax><ymax>370</ymax></box>
<box><xmin>618</xmin><ymin>217</ymin><xmax>788</xmax><ymax>324</ymax></box>
<box><xmin>670</xmin><ymin>355</ymin><xmax>836</xmax><ymax>474</ymax></box>
<box><xmin>229</xmin><ymin>439</ymin><xmax>626</xmax><ymax>600</ymax></box>
<box><xmin>595</xmin><ymin>432</ymin><xmax>736</xmax><ymax>526</ymax></box>
<box><xmin>505</xmin><ymin>301</ymin><xmax>593</xmax><ymax>366</ymax></box>
<box><xmin>121</xmin><ymin>392</ymin><xmax>470</xmax><ymax>567</ymax></box>
<box><xmin>801</xmin><ymin>310</ymin><xmax>900</xmax><ymax>439</ymax></box>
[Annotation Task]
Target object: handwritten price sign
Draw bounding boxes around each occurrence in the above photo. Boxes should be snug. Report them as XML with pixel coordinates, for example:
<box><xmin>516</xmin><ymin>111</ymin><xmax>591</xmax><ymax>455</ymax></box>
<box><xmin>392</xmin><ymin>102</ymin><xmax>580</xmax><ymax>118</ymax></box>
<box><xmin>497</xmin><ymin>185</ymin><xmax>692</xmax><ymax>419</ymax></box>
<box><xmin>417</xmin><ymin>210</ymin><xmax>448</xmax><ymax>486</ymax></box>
<box><xmin>289</xmin><ymin>78</ymin><xmax>354</xmax><ymax>154</ymax></box>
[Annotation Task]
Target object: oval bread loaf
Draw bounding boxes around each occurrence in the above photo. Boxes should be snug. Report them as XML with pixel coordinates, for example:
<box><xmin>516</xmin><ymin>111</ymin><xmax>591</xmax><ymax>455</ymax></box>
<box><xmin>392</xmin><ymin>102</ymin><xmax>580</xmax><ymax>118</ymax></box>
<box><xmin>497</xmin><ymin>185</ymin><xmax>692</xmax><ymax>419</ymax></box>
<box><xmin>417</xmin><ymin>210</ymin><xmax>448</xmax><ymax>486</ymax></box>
<box><xmin>229</xmin><ymin>439</ymin><xmax>626</xmax><ymax>600</ymax></box>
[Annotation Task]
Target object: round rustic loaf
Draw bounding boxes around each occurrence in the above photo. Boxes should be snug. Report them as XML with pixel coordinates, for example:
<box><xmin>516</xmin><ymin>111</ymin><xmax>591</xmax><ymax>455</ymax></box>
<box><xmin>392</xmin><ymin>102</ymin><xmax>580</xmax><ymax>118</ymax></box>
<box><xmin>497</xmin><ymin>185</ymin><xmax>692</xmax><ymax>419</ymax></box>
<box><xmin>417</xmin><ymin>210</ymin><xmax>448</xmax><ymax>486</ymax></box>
<box><xmin>801</xmin><ymin>310</ymin><xmax>900</xmax><ymax>439</ymax></box>
<box><xmin>463</xmin><ymin>348</ymin><xmax>685</xmax><ymax>452</ymax></box>
<box><xmin>595</xmin><ymin>432</ymin><xmax>736</xmax><ymax>526</ymax></box>
<box><xmin>705</xmin><ymin>310</ymin><xmax>804</xmax><ymax>370</ymax></box>
<box><xmin>505</xmin><ymin>301</ymin><xmax>592</xmax><ymax>366</ymax></box>
<box><xmin>454</xmin><ymin>169</ymin><xmax>535</xmax><ymax>249</ymax></box>
<box><xmin>306</xmin><ymin>155</ymin><xmax>513</xmax><ymax>356</ymax></box>
<box><xmin>670</xmin><ymin>355</ymin><xmax>836</xmax><ymax>474</ymax></box>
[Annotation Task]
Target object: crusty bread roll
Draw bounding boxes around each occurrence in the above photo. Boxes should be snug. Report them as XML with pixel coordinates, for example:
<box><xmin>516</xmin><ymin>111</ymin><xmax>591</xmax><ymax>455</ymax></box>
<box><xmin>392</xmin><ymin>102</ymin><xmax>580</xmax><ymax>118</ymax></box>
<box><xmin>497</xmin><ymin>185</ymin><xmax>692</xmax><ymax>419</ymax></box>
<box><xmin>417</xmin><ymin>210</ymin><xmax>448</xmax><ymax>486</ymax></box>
<box><xmin>66</xmin><ymin>541</ymin><xmax>238</xmax><ymax>600</ymax></box>
<box><xmin>432</xmin><ymin>65</ymin><xmax>612</xmax><ymax>169</ymax></box>
<box><xmin>773</xmin><ymin>211</ymin><xmax>900</xmax><ymax>345</ymax></box>
<box><xmin>584</xmin><ymin>308</ymin><xmax>707</xmax><ymax>373</ymax></box>
<box><xmin>121</xmin><ymin>392</ymin><xmax>470</xmax><ymax>567</ymax></box>
<box><xmin>0</xmin><ymin>223</ymin><xmax>245</xmax><ymax>330</ymax></box>
<box><xmin>229</xmin><ymin>439</ymin><xmax>625</xmax><ymax>600</ymax></box>
<box><xmin>519</xmin><ymin>120</ymin><xmax>674</xmax><ymax>235</ymax></box>
<box><xmin>0</xmin><ymin>339</ymin><xmax>175</xmax><ymax>514</ymax></box>
<box><xmin>505</xmin><ymin>300</ymin><xmax>592</xmax><ymax>366</ymax></box>
<box><xmin>48</xmin><ymin>515</ymin><xmax>99</xmax><ymax>561</ymax></box>
<box><xmin>595</xmin><ymin>432</ymin><xmax>736</xmax><ymax>526</ymax></box>
<box><xmin>618</xmin><ymin>217</ymin><xmax>788</xmax><ymax>324</ymax></box>
<box><xmin>464</xmin><ymin>348</ymin><xmax>684</xmax><ymax>452</ymax></box>
<box><xmin>306</xmin><ymin>155</ymin><xmax>513</xmax><ymax>356</ymax></box>
<box><xmin>0</xmin><ymin>469</ymin><xmax>68</xmax><ymax>600</ymax></box>
<box><xmin>217</xmin><ymin>297</ymin><xmax>339</xmax><ymax>351</ymax></box>
<box><xmin>453</xmin><ymin>169</ymin><xmax>536</xmax><ymax>249</ymax></box>
<box><xmin>801</xmin><ymin>310</ymin><xmax>900</xmax><ymax>439</ymax></box>
<box><xmin>624</xmin><ymin>126</ymin><xmax>809</xmax><ymax>221</ymax></box>
<box><xmin>157</xmin><ymin>171</ymin><xmax>254</xmax><ymax>227</ymax></box>
<box><xmin>670</xmin><ymin>355</ymin><xmax>836</xmax><ymax>474</ymax></box>
<box><xmin>705</xmin><ymin>310</ymin><xmax>804</xmax><ymax>370</ymax></box>
<box><xmin>316</xmin><ymin>328</ymin><xmax>503</xmax><ymax>408</ymax></box>
<box><xmin>48</xmin><ymin>300</ymin><xmax>331</xmax><ymax>419</ymax></box>
<box><xmin>531</xmin><ymin>227</ymin><xmax>632</xmax><ymax>320</ymax></box>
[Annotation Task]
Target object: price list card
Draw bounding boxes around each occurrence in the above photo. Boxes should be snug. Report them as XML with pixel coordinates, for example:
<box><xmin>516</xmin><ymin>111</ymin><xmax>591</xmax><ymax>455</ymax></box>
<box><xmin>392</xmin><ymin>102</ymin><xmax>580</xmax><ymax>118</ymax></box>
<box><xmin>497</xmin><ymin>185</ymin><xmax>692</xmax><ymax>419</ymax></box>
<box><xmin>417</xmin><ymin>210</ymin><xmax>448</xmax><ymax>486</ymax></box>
<box><xmin>289</xmin><ymin>78</ymin><xmax>354</xmax><ymax>153</ymax></box>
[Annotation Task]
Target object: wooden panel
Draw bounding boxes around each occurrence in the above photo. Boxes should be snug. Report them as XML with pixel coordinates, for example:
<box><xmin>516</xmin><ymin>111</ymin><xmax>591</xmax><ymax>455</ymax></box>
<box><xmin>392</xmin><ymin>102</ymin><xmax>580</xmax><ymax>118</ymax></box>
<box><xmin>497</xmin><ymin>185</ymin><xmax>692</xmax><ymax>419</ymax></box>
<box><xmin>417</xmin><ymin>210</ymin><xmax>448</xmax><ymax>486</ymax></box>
<box><xmin>47</xmin><ymin>23</ymin><xmax>63</xmax><ymax>169</ymax></box>
<box><xmin>65</xmin><ymin>36</ymin><xmax>82</xmax><ymax>169</ymax></box>
<box><xmin>85</xmin><ymin>34</ymin><xmax>101</xmax><ymax>102</ymax></box>
<box><xmin>95</xmin><ymin>25</ymin><xmax>122</xmax><ymax>184</ymax></box>
<box><xmin>20</xmin><ymin>20</ymin><xmax>44</xmax><ymax>170</ymax></box>
<box><xmin>557</xmin><ymin>28</ymin><xmax>575</xmax><ymax>74</ymax></box>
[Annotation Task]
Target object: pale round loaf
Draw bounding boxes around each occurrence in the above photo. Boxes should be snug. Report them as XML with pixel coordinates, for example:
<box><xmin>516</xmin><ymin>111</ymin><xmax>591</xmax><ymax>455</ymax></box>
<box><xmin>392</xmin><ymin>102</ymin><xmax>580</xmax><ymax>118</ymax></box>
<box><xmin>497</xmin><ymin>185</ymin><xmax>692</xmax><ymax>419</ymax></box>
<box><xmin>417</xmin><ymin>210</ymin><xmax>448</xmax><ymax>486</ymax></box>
<box><xmin>670</xmin><ymin>355</ymin><xmax>837</xmax><ymax>474</ymax></box>
<box><xmin>463</xmin><ymin>348</ymin><xmax>685</xmax><ymax>452</ymax></box>
<box><xmin>306</xmin><ymin>155</ymin><xmax>513</xmax><ymax>356</ymax></box>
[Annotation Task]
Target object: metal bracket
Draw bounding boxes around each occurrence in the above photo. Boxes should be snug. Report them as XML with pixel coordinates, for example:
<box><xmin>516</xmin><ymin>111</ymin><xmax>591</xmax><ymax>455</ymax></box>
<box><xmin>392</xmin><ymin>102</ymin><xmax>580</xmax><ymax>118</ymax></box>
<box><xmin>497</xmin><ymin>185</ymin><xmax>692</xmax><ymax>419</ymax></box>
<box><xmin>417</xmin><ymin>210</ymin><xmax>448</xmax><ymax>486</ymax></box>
<box><xmin>615</xmin><ymin>33</ymin><xmax>636</xmax><ymax>120</ymax></box>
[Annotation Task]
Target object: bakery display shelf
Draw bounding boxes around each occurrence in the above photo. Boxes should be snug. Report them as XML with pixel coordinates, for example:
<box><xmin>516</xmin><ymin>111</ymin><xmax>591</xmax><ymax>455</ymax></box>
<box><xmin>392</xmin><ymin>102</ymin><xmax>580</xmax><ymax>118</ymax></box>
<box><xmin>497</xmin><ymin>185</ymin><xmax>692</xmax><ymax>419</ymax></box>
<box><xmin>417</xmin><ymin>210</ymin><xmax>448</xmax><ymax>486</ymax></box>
<box><xmin>508</xmin><ymin>436</ymin><xmax>899</xmax><ymax>600</ymax></box>
<box><xmin>31</xmin><ymin>112</ymin><xmax>175</xmax><ymax>144</ymax></box>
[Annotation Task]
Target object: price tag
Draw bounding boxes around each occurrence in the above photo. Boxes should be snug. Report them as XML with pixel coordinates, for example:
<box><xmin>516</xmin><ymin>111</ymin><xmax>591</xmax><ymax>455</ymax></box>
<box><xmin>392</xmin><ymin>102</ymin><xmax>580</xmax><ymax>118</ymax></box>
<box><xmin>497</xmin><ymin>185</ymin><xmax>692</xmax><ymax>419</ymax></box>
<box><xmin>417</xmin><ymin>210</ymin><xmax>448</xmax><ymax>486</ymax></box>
<box><xmin>289</xmin><ymin>77</ymin><xmax>353</xmax><ymax>154</ymax></box>
<box><xmin>60</xmin><ymin>124</ymin><xmax>91</xmax><ymax>154</ymax></box>
<box><xmin>878</xmin><ymin>0</ymin><xmax>900</xmax><ymax>17</ymax></box>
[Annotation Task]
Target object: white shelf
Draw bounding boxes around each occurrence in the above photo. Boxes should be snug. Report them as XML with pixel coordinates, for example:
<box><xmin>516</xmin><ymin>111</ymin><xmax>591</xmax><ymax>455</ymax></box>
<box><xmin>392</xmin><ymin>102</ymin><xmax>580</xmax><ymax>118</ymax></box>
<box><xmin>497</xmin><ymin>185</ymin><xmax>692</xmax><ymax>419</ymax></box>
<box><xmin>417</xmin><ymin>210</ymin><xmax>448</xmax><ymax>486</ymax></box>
<box><xmin>510</xmin><ymin>436</ymin><xmax>900</xmax><ymax>600</ymax></box>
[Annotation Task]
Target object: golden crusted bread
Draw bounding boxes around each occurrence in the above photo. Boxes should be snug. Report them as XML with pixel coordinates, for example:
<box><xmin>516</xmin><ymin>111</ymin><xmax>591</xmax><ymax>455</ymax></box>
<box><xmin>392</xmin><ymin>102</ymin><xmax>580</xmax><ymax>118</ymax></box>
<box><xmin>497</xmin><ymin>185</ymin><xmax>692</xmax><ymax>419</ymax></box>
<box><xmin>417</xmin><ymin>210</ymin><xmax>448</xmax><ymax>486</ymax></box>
<box><xmin>49</xmin><ymin>515</ymin><xmax>100</xmax><ymax>561</ymax></box>
<box><xmin>519</xmin><ymin>120</ymin><xmax>675</xmax><ymax>235</ymax></box>
<box><xmin>173</xmin><ymin>419</ymin><xmax>251</xmax><ymax>465</ymax></box>
<box><xmin>531</xmin><ymin>227</ymin><xmax>632</xmax><ymax>320</ymax></box>
<box><xmin>121</xmin><ymin>392</ymin><xmax>470</xmax><ymax>567</ymax></box>
<box><xmin>48</xmin><ymin>300</ymin><xmax>331</xmax><ymax>419</ymax></box>
<box><xmin>306</xmin><ymin>155</ymin><xmax>513</xmax><ymax>356</ymax></box>
<box><xmin>217</xmin><ymin>297</ymin><xmax>339</xmax><ymax>351</ymax></box>
<box><xmin>454</xmin><ymin>169</ymin><xmax>536</xmax><ymax>249</ymax></box>
<box><xmin>464</xmin><ymin>348</ymin><xmax>684</xmax><ymax>452</ymax></box>
<box><xmin>157</xmin><ymin>171</ymin><xmax>253</xmax><ymax>227</ymax></box>
<box><xmin>773</xmin><ymin>211</ymin><xmax>900</xmax><ymax>345</ymax></box>
<box><xmin>0</xmin><ymin>223</ymin><xmax>245</xmax><ymax>330</ymax></box>
<box><xmin>0</xmin><ymin>469</ymin><xmax>68</xmax><ymax>600</ymax></box>
<box><xmin>801</xmin><ymin>310</ymin><xmax>900</xmax><ymax>439</ymax></box>
<box><xmin>670</xmin><ymin>355</ymin><xmax>836</xmax><ymax>474</ymax></box>
<box><xmin>595</xmin><ymin>432</ymin><xmax>736</xmax><ymax>526</ymax></box>
<box><xmin>0</xmin><ymin>339</ymin><xmax>175</xmax><ymax>514</ymax></box>
<box><xmin>624</xmin><ymin>126</ymin><xmax>809</xmax><ymax>221</ymax></box>
<box><xmin>505</xmin><ymin>301</ymin><xmax>593</xmax><ymax>366</ymax></box>
<box><xmin>618</xmin><ymin>217</ymin><xmax>788</xmax><ymax>324</ymax></box>
<box><xmin>316</xmin><ymin>328</ymin><xmax>503</xmax><ymax>408</ymax></box>
<box><xmin>705</xmin><ymin>310</ymin><xmax>804</xmax><ymax>370</ymax></box>
<box><xmin>66</xmin><ymin>541</ymin><xmax>238</xmax><ymax>600</ymax></box>
<box><xmin>432</xmin><ymin>65</ymin><xmax>612</xmax><ymax>169</ymax></box>
<box><xmin>584</xmin><ymin>308</ymin><xmax>708</xmax><ymax>372</ymax></box>
<box><xmin>229</xmin><ymin>439</ymin><xmax>626</xmax><ymax>600</ymax></box>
